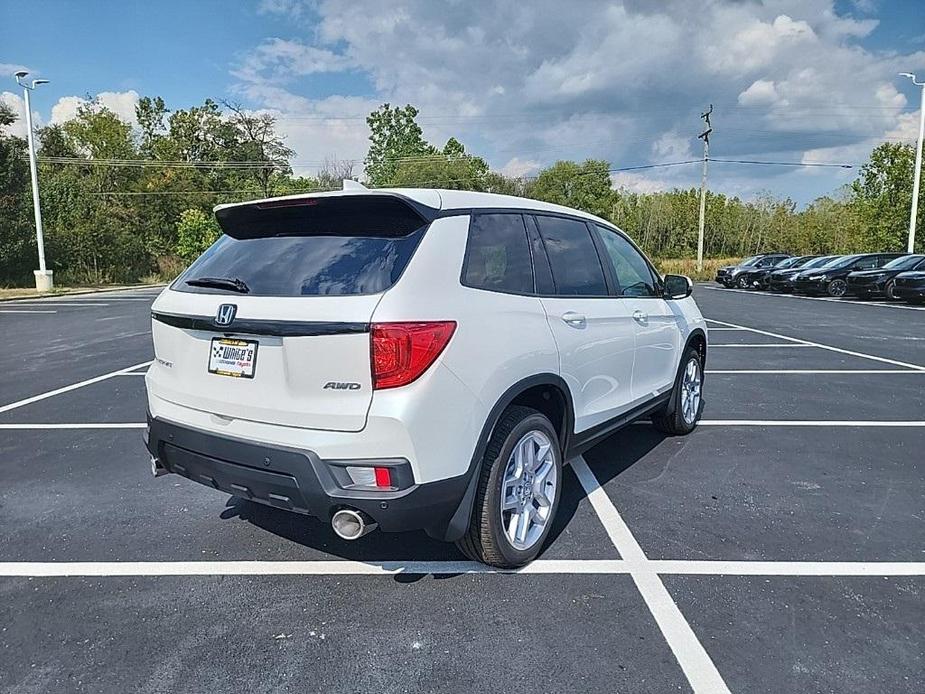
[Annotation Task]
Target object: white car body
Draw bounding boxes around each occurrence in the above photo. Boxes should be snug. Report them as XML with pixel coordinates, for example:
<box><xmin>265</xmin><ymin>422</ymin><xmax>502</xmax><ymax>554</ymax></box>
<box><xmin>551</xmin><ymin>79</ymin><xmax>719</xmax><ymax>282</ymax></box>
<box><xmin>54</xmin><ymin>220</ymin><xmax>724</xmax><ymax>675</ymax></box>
<box><xmin>145</xmin><ymin>187</ymin><xmax>706</xmax><ymax>550</ymax></box>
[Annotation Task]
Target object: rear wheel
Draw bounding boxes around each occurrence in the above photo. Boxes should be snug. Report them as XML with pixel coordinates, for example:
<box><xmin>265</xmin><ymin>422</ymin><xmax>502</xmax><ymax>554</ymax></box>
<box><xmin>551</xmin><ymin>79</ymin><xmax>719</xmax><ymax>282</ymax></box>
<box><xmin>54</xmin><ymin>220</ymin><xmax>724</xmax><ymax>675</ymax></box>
<box><xmin>652</xmin><ymin>347</ymin><xmax>703</xmax><ymax>435</ymax></box>
<box><xmin>827</xmin><ymin>279</ymin><xmax>848</xmax><ymax>297</ymax></box>
<box><xmin>456</xmin><ymin>406</ymin><xmax>563</xmax><ymax>568</ymax></box>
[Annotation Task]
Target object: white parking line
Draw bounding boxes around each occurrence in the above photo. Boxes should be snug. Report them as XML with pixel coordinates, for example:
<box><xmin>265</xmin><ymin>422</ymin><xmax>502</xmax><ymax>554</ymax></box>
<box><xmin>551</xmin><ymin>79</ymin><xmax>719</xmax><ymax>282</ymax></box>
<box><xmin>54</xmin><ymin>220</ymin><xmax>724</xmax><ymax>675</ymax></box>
<box><xmin>706</xmin><ymin>327</ymin><xmax>745</xmax><ymax>331</ymax></box>
<box><xmin>115</xmin><ymin>371</ymin><xmax>147</xmax><ymax>376</ymax></box>
<box><xmin>699</xmin><ymin>420</ymin><xmax>925</xmax><ymax>427</ymax></box>
<box><xmin>650</xmin><ymin>561</ymin><xmax>925</xmax><ymax>576</ymax></box>
<box><xmin>0</xmin><ymin>360</ymin><xmax>153</xmax><ymax>414</ymax></box>
<box><xmin>702</xmin><ymin>285</ymin><xmax>925</xmax><ymax>311</ymax></box>
<box><xmin>707</xmin><ymin>318</ymin><xmax>925</xmax><ymax>371</ymax></box>
<box><xmin>707</xmin><ymin>369</ymin><xmax>923</xmax><ymax>374</ymax></box>
<box><xmin>0</xmin><ymin>423</ymin><xmax>147</xmax><ymax>429</ymax></box>
<box><xmin>709</xmin><ymin>343</ymin><xmax>812</xmax><ymax>348</ymax></box>
<box><xmin>2</xmin><ymin>559</ymin><xmax>922</xmax><ymax>578</ymax></box>
<box><xmin>571</xmin><ymin>456</ymin><xmax>732</xmax><ymax>694</ymax></box>
<box><xmin>0</xmin><ymin>302</ymin><xmax>111</xmax><ymax>307</ymax></box>
<box><xmin>0</xmin><ymin>309</ymin><xmax>57</xmax><ymax>314</ymax></box>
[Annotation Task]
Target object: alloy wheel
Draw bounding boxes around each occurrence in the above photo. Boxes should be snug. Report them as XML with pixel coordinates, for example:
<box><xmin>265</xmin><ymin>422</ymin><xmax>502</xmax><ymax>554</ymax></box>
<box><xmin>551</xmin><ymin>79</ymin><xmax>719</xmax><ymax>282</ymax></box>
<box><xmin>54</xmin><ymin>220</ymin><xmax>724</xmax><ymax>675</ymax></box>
<box><xmin>828</xmin><ymin>279</ymin><xmax>848</xmax><ymax>297</ymax></box>
<box><xmin>500</xmin><ymin>430</ymin><xmax>558</xmax><ymax>551</ymax></box>
<box><xmin>680</xmin><ymin>358</ymin><xmax>702</xmax><ymax>425</ymax></box>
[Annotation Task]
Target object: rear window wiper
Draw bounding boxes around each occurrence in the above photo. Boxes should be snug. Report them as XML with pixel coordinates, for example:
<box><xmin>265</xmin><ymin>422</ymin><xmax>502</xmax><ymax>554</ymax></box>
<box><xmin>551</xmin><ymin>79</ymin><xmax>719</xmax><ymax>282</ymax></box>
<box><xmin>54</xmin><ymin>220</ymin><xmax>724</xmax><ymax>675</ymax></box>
<box><xmin>185</xmin><ymin>276</ymin><xmax>251</xmax><ymax>294</ymax></box>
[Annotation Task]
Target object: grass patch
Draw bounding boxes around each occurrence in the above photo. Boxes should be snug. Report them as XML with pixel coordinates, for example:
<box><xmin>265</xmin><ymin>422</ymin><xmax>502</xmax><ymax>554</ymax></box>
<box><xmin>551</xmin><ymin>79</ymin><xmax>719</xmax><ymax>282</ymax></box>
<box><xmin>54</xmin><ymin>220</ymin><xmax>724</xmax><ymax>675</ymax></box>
<box><xmin>654</xmin><ymin>257</ymin><xmax>740</xmax><ymax>282</ymax></box>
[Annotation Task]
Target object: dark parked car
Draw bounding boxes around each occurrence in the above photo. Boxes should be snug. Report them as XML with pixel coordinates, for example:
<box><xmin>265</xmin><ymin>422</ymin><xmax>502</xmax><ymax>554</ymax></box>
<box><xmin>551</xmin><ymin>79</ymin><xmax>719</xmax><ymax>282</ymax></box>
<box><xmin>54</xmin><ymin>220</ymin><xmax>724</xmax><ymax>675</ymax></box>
<box><xmin>768</xmin><ymin>255</ymin><xmax>840</xmax><ymax>293</ymax></box>
<box><xmin>793</xmin><ymin>253</ymin><xmax>905</xmax><ymax>297</ymax></box>
<box><xmin>846</xmin><ymin>254</ymin><xmax>925</xmax><ymax>300</ymax></box>
<box><xmin>893</xmin><ymin>268</ymin><xmax>925</xmax><ymax>303</ymax></box>
<box><xmin>715</xmin><ymin>253</ymin><xmax>791</xmax><ymax>288</ymax></box>
<box><xmin>741</xmin><ymin>255</ymin><xmax>819</xmax><ymax>290</ymax></box>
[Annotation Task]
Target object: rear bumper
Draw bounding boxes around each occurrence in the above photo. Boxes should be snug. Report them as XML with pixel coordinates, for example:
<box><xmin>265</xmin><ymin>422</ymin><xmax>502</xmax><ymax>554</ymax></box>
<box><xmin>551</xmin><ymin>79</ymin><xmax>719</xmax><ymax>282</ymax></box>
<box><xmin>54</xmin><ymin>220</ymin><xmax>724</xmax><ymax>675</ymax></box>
<box><xmin>145</xmin><ymin>415</ymin><xmax>470</xmax><ymax>540</ymax></box>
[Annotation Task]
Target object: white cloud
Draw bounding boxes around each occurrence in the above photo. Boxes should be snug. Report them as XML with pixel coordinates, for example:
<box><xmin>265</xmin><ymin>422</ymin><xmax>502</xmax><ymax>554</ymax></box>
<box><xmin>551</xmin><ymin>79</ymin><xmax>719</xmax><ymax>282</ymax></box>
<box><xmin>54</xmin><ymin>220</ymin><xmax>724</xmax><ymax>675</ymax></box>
<box><xmin>49</xmin><ymin>90</ymin><xmax>140</xmax><ymax>127</ymax></box>
<box><xmin>0</xmin><ymin>91</ymin><xmax>42</xmax><ymax>138</ymax></box>
<box><xmin>610</xmin><ymin>171</ymin><xmax>671</xmax><ymax>194</ymax></box>
<box><xmin>500</xmin><ymin>157</ymin><xmax>540</xmax><ymax>178</ymax></box>
<box><xmin>230</xmin><ymin>0</ymin><xmax>924</xmax><ymax>203</ymax></box>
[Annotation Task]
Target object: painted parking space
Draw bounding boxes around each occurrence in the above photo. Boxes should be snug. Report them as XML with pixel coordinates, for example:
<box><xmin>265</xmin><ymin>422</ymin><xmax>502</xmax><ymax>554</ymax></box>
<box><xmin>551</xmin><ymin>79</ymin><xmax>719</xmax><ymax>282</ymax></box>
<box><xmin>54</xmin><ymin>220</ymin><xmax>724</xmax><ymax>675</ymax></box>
<box><xmin>1</xmin><ymin>284</ymin><xmax>923</xmax><ymax>692</ymax></box>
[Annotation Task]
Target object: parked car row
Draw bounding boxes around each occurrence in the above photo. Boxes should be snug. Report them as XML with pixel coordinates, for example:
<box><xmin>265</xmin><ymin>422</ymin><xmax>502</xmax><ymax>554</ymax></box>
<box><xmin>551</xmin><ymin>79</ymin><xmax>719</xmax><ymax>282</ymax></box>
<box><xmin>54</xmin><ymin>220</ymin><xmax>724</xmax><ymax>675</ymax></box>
<box><xmin>715</xmin><ymin>252</ymin><xmax>925</xmax><ymax>303</ymax></box>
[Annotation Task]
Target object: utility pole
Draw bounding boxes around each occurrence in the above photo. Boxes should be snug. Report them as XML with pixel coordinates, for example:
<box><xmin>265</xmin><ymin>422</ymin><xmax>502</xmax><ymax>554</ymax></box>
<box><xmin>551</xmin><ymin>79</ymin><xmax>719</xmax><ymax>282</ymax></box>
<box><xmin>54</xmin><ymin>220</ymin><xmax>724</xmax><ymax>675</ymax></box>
<box><xmin>14</xmin><ymin>70</ymin><xmax>53</xmax><ymax>291</ymax></box>
<box><xmin>696</xmin><ymin>105</ymin><xmax>713</xmax><ymax>272</ymax></box>
<box><xmin>899</xmin><ymin>73</ymin><xmax>924</xmax><ymax>253</ymax></box>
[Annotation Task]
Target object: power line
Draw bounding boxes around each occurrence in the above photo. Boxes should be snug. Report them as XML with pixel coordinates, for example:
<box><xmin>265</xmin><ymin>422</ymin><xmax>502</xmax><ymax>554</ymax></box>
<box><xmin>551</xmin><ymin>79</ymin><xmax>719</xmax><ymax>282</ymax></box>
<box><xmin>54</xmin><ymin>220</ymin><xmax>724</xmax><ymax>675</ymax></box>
<box><xmin>708</xmin><ymin>158</ymin><xmax>854</xmax><ymax>169</ymax></box>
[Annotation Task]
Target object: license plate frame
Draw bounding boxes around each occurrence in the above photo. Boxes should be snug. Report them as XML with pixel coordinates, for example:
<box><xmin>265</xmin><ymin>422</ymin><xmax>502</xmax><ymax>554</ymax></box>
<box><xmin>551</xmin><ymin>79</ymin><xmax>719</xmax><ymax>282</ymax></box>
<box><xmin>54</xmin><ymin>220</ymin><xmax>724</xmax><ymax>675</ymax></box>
<box><xmin>208</xmin><ymin>337</ymin><xmax>258</xmax><ymax>379</ymax></box>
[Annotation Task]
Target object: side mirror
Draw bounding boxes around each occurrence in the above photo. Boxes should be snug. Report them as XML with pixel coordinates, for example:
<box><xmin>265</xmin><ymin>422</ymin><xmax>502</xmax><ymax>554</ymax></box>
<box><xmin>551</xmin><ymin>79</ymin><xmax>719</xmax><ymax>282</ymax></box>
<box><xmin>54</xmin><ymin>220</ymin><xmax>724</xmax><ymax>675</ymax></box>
<box><xmin>663</xmin><ymin>274</ymin><xmax>693</xmax><ymax>300</ymax></box>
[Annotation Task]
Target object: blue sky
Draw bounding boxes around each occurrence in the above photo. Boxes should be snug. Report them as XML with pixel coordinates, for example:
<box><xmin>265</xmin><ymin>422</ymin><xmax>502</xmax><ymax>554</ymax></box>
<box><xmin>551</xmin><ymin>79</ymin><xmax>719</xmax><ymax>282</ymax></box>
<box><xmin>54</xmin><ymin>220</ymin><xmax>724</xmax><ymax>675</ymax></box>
<box><xmin>2</xmin><ymin>0</ymin><xmax>923</xmax><ymax>205</ymax></box>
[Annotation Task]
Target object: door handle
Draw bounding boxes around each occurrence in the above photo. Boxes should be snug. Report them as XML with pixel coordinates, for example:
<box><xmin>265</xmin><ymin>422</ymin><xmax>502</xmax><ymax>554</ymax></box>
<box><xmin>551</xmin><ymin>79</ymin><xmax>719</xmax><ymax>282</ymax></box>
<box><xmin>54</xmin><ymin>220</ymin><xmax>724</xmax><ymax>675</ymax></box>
<box><xmin>561</xmin><ymin>311</ymin><xmax>586</xmax><ymax>328</ymax></box>
<box><xmin>632</xmin><ymin>309</ymin><xmax>648</xmax><ymax>325</ymax></box>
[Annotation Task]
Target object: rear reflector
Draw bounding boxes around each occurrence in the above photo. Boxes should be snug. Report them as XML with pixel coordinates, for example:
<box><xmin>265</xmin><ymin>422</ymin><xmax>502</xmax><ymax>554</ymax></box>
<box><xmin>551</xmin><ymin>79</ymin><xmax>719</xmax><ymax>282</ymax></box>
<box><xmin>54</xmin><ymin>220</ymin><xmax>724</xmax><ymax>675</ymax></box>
<box><xmin>370</xmin><ymin>321</ymin><xmax>457</xmax><ymax>389</ymax></box>
<box><xmin>374</xmin><ymin>467</ymin><xmax>392</xmax><ymax>488</ymax></box>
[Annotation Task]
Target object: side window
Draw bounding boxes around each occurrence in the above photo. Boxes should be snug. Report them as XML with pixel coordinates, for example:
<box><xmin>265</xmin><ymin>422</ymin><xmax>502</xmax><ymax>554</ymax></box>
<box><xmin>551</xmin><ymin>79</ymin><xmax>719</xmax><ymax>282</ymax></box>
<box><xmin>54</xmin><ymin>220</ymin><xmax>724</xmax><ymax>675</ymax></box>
<box><xmin>592</xmin><ymin>225</ymin><xmax>659</xmax><ymax>297</ymax></box>
<box><xmin>462</xmin><ymin>214</ymin><xmax>534</xmax><ymax>294</ymax></box>
<box><xmin>916</xmin><ymin>259</ymin><xmax>925</xmax><ymax>270</ymax></box>
<box><xmin>534</xmin><ymin>216</ymin><xmax>608</xmax><ymax>296</ymax></box>
<box><xmin>855</xmin><ymin>257</ymin><xmax>877</xmax><ymax>270</ymax></box>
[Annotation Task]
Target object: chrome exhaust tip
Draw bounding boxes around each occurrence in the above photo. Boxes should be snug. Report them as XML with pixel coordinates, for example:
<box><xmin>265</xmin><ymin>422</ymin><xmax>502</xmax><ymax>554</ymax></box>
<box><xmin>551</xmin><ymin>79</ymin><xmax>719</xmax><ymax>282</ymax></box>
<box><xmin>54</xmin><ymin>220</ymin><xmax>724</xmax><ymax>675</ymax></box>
<box><xmin>331</xmin><ymin>509</ymin><xmax>377</xmax><ymax>540</ymax></box>
<box><xmin>151</xmin><ymin>456</ymin><xmax>168</xmax><ymax>478</ymax></box>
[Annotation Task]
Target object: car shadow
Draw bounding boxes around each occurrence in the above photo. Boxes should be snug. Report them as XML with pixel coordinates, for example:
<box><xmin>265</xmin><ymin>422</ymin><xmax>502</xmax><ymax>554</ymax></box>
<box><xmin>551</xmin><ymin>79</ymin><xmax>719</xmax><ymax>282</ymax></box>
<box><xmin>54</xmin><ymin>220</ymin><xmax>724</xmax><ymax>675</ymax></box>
<box><xmin>218</xmin><ymin>424</ymin><xmax>669</xmax><ymax>579</ymax></box>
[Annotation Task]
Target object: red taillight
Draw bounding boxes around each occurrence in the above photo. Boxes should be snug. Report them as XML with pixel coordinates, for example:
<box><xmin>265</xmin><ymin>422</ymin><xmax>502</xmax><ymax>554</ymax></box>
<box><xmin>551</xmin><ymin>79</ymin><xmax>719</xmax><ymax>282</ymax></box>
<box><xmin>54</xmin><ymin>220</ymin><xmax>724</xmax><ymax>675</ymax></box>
<box><xmin>370</xmin><ymin>321</ymin><xmax>457</xmax><ymax>389</ymax></box>
<box><xmin>374</xmin><ymin>467</ymin><xmax>392</xmax><ymax>488</ymax></box>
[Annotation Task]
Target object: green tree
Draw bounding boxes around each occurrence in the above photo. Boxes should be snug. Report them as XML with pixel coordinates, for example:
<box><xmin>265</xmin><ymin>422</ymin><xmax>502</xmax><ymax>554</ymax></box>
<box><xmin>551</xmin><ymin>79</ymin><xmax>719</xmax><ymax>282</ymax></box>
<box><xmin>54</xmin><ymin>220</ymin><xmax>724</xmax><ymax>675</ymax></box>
<box><xmin>529</xmin><ymin>159</ymin><xmax>614</xmax><ymax>218</ymax></box>
<box><xmin>849</xmin><ymin>142</ymin><xmax>922</xmax><ymax>252</ymax></box>
<box><xmin>391</xmin><ymin>137</ymin><xmax>490</xmax><ymax>190</ymax></box>
<box><xmin>365</xmin><ymin>104</ymin><xmax>436</xmax><ymax>185</ymax></box>
<box><xmin>176</xmin><ymin>208</ymin><xmax>221</xmax><ymax>261</ymax></box>
<box><xmin>0</xmin><ymin>103</ymin><xmax>33</xmax><ymax>284</ymax></box>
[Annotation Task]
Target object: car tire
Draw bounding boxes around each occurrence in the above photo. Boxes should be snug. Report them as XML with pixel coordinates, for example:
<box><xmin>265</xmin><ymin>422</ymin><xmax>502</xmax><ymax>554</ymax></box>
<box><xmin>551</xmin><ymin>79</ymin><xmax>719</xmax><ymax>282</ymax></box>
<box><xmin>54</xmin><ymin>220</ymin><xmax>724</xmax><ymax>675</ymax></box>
<box><xmin>736</xmin><ymin>275</ymin><xmax>750</xmax><ymax>289</ymax></box>
<box><xmin>456</xmin><ymin>406</ymin><xmax>563</xmax><ymax>568</ymax></box>
<box><xmin>827</xmin><ymin>279</ymin><xmax>848</xmax><ymax>297</ymax></box>
<box><xmin>652</xmin><ymin>346</ymin><xmax>703</xmax><ymax>436</ymax></box>
<box><xmin>884</xmin><ymin>280</ymin><xmax>897</xmax><ymax>301</ymax></box>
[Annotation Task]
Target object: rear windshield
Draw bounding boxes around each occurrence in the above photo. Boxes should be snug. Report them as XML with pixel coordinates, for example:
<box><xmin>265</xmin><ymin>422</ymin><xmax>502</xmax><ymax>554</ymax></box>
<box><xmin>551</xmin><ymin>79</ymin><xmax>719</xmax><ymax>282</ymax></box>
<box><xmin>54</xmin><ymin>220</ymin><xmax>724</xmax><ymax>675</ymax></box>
<box><xmin>175</xmin><ymin>196</ymin><xmax>429</xmax><ymax>297</ymax></box>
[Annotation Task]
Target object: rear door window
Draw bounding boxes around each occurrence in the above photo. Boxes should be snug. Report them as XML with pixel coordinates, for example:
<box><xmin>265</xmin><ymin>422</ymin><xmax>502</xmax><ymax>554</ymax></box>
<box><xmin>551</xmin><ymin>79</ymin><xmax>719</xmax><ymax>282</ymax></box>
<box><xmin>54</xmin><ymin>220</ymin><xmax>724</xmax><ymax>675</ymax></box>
<box><xmin>462</xmin><ymin>214</ymin><xmax>534</xmax><ymax>294</ymax></box>
<box><xmin>534</xmin><ymin>215</ymin><xmax>608</xmax><ymax>296</ymax></box>
<box><xmin>176</xmin><ymin>196</ymin><xmax>429</xmax><ymax>297</ymax></box>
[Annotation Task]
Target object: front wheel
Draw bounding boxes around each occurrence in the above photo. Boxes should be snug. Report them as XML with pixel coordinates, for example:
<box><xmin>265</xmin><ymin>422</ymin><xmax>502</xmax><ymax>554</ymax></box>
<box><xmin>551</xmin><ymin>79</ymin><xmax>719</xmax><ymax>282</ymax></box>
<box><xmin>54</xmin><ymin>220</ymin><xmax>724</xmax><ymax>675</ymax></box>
<box><xmin>736</xmin><ymin>275</ymin><xmax>750</xmax><ymax>289</ymax></box>
<box><xmin>827</xmin><ymin>279</ymin><xmax>848</xmax><ymax>297</ymax></box>
<box><xmin>884</xmin><ymin>280</ymin><xmax>897</xmax><ymax>301</ymax></box>
<box><xmin>457</xmin><ymin>406</ymin><xmax>563</xmax><ymax>568</ymax></box>
<box><xmin>652</xmin><ymin>347</ymin><xmax>703</xmax><ymax>435</ymax></box>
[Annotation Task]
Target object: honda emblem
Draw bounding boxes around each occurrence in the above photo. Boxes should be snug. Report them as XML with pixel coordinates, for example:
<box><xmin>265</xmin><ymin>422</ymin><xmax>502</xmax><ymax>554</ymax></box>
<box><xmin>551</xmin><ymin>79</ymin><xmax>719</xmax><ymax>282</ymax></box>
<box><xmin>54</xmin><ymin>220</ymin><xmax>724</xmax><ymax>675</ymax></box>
<box><xmin>214</xmin><ymin>304</ymin><xmax>237</xmax><ymax>327</ymax></box>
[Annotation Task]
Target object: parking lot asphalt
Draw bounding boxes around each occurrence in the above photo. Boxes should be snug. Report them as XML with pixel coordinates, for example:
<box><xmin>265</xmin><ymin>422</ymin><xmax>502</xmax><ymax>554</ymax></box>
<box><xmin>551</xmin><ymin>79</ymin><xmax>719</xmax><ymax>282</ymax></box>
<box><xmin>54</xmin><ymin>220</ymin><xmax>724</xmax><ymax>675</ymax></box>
<box><xmin>1</xmin><ymin>285</ymin><xmax>923</xmax><ymax>693</ymax></box>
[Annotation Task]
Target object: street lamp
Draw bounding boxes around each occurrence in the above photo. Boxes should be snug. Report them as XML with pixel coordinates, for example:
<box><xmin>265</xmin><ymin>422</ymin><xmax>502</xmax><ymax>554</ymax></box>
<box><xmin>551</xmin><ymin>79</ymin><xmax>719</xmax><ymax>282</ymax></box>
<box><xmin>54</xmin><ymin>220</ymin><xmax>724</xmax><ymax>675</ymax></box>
<box><xmin>899</xmin><ymin>72</ymin><xmax>925</xmax><ymax>254</ymax></box>
<box><xmin>14</xmin><ymin>70</ymin><xmax>53</xmax><ymax>291</ymax></box>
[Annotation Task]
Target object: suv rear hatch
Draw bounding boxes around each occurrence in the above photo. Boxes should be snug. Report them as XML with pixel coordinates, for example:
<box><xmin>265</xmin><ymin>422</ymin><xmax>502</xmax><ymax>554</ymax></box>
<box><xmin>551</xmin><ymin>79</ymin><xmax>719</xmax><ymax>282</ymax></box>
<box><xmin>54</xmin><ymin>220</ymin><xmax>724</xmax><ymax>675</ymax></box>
<box><xmin>149</xmin><ymin>194</ymin><xmax>434</xmax><ymax>432</ymax></box>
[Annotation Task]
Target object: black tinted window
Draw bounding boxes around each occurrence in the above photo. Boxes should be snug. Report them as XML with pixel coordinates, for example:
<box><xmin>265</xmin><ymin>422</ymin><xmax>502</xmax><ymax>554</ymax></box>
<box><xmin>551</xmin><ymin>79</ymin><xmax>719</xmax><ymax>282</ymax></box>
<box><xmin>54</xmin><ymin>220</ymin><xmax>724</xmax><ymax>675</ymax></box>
<box><xmin>593</xmin><ymin>225</ymin><xmax>658</xmax><ymax>296</ymax></box>
<box><xmin>177</xmin><ymin>228</ymin><xmax>426</xmax><ymax>296</ymax></box>
<box><xmin>462</xmin><ymin>214</ymin><xmax>534</xmax><ymax>294</ymax></box>
<box><xmin>535</xmin><ymin>216</ymin><xmax>607</xmax><ymax>296</ymax></box>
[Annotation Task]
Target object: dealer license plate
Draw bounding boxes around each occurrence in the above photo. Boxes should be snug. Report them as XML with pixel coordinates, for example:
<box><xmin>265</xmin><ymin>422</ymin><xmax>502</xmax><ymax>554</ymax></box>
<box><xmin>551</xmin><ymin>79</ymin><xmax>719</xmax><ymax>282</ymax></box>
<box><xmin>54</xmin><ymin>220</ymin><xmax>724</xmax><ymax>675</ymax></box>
<box><xmin>208</xmin><ymin>338</ymin><xmax>258</xmax><ymax>378</ymax></box>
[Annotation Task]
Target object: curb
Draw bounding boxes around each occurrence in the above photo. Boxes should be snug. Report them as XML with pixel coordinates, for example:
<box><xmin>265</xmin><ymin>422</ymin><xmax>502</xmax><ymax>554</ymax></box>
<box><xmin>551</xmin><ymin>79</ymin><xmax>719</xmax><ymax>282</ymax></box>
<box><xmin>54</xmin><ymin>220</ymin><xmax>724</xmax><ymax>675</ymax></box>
<box><xmin>0</xmin><ymin>284</ymin><xmax>167</xmax><ymax>303</ymax></box>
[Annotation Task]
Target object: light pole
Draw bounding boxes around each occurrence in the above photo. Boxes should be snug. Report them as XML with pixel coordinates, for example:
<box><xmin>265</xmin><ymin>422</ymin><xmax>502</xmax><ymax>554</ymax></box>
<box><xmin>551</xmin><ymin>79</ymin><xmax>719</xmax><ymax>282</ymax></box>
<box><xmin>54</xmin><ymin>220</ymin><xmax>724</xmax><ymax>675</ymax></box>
<box><xmin>14</xmin><ymin>70</ymin><xmax>53</xmax><ymax>291</ymax></box>
<box><xmin>899</xmin><ymin>72</ymin><xmax>925</xmax><ymax>254</ymax></box>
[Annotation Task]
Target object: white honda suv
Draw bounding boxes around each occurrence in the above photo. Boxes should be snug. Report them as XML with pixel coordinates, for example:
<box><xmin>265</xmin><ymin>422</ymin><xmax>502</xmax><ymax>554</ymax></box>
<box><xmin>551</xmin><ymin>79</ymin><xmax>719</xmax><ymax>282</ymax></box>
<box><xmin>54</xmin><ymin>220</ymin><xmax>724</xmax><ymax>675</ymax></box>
<box><xmin>145</xmin><ymin>186</ymin><xmax>706</xmax><ymax>567</ymax></box>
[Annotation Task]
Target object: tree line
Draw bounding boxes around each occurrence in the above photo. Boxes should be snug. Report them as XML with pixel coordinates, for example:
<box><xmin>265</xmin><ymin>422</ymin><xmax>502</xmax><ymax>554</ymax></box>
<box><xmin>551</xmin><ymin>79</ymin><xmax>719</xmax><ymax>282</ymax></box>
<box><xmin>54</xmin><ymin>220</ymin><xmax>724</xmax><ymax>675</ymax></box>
<box><xmin>0</xmin><ymin>99</ymin><xmax>921</xmax><ymax>286</ymax></box>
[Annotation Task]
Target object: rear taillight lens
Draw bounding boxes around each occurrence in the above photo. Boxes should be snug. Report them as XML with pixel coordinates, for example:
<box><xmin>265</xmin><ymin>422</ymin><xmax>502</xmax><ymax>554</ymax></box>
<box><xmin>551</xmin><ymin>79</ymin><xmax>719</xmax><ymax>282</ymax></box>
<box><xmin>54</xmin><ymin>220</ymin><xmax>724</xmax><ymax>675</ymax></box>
<box><xmin>370</xmin><ymin>321</ymin><xmax>456</xmax><ymax>389</ymax></box>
